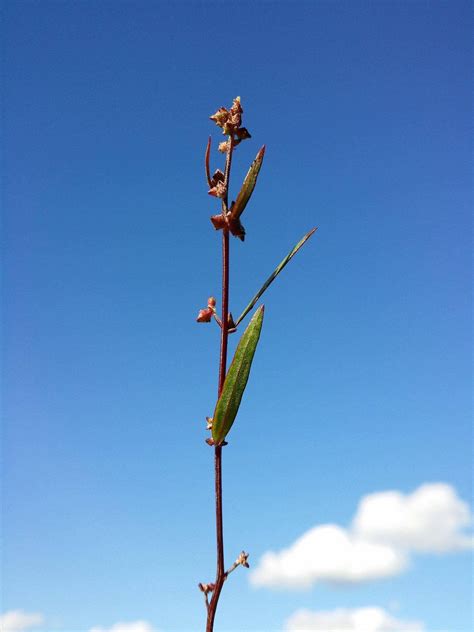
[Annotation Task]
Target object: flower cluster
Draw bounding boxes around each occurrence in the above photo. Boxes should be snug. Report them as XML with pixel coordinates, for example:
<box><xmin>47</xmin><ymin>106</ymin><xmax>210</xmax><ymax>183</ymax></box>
<box><xmin>210</xmin><ymin>97</ymin><xmax>251</xmax><ymax>152</ymax></box>
<box><xmin>206</xmin><ymin>97</ymin><xmax>265</xmax><ymax>241</ymax></box>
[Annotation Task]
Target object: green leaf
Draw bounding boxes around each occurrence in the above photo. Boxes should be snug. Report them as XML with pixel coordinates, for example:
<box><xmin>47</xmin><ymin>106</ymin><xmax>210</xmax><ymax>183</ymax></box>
<box><xmin>230</xmin><ymin>146</ymin><xmax>265</xmax><ymax>220</ymax></box>
<box><xmin>212</xmin><ymin>306</ymin><xmax>265</xmax><ymax>444</ymax></box>
<box><xmin>235</xmin><ymin>227</ymin><xmax>317</xmax><ymax>326</ymax></box>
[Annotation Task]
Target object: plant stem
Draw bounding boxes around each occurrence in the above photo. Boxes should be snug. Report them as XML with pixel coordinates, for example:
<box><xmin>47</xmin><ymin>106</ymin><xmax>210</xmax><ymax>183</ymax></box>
<box><xmin>206</xmin><ymin>134</ymin><xmax>234</xmax><ymax>631</ymax></box>
<box><xmin>218</xmin><ymin>229</ymin><xmax>230</xmax><ymax>395</ymax></box>
<box><xmin>206</xmin><ymin>227</ymin><xmax>229</xmax><ymax>632</ymax></box>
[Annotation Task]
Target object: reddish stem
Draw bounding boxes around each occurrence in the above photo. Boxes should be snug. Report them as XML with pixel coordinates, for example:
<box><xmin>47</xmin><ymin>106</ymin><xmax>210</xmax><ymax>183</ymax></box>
<box><xmin>218</xmin><ymin>230</ymin><xmax>230</xmax><ymax>394</ymax></box>
<box><xmin>206</xmin><ymin>132</ymin><xmax>234</xmax><ymax>632</ymax></box>
<box><xmin>206</xmin><ymin>228</ymin><xmax>229</xmax><ymax>632</ymax></box>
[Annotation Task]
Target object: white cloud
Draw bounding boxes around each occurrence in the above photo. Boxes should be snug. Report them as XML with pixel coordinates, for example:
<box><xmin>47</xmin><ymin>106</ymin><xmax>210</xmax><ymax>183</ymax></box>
<box><xmin>251</xmin><ymin>483</ymin><xmax>472</xmax><ymax>589</ymax></box>
<box><xmin>89</xmin><ymin>621</ymin><xmax>159</xmax><ymax>632</ymax></box>
<box><xmin>250</xmin><ymin>525</ymin><xmax>407</xmax><ymax>588</ymax></box>
<box><xmin>285</xmin><ymin>606</ymin><xmax>424</xmax><ymax>631</ymax></box>
<box><xmin>0</xmin><ymin>611</ymin><xmax>44</xmax><ymax>632</ymax></box>
<box><xmin>352</xmin><ymin>483</ymin><xmax>473</xmax><ymax>552</ymax></box>
<box><xmin>0</xmin><ymin>614</ymin><xmax>160</xmax><ymax>632</ymax></box>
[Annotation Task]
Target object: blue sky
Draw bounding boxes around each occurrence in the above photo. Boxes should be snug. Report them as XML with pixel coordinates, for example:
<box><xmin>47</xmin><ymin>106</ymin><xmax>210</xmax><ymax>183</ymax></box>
<box><xmin>2</xmin><ymin>1</ymin><xmax>472</xmax><ymax>631</ymax></box>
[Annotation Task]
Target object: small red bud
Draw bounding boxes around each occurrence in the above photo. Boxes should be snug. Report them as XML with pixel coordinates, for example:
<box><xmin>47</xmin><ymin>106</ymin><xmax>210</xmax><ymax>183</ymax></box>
<box><xmin>210</xmin><ymin>214</ymin><xmax>227</xmax><ymax>231</ymax></box>
<box><xmin>196</xmin><ymin>307</ymin><xmax>213</xmax><ymax>323</ymax></box>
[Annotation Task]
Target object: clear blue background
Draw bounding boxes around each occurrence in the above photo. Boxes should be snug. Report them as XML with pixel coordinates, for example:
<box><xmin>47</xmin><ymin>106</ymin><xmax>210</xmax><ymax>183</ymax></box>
<box><xmin>3</xmin><ymin>1</ymin><xmax>472</xmax><ymax>630</ymax></box>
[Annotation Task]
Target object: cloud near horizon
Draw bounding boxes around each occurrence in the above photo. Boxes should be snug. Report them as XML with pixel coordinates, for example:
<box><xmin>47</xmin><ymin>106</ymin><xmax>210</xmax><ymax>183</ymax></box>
<box><xmin>0</xmin><ymin>611</ymin><xmax>44</xmax><ymax>632</ymax></box>
<box><xmin>0</xmin><ymin>613</ymin><xmax>159</xmax><ymax>632</ymax></box>
<box><xmin>250</xmin><ymin>483</ymin><xmax>473</xmax><ymax>589</ymax></box>
<box><xmin>285</xmin><ymin>606</ymin><xmax>424</xmax><ymax>631</ymax></box>
<box><xmin>89</xmin><ymin>622</ymin><xmax>159</xmax><ymax>632</ymax></box>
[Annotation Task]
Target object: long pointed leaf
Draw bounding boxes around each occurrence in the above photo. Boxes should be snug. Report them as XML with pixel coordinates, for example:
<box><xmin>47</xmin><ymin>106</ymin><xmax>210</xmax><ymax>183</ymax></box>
<box><xmin>235</xmin><ymin>227</ymin><xmax>317</xmax><ymax>326</ymax></box>
<box><xmin>230</xmin><ymin>146</ymin><xmax>265</xmax><ymax>220</ymax></box>
<box><xmin>212</xmin><ymin>306</ymin><xmax>265</xmax><ymax>444</ymax></box>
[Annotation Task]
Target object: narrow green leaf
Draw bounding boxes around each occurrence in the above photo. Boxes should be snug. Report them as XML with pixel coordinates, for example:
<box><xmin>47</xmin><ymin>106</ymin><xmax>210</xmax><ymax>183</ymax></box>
<box><xmin>230</xmin><ymin>146</ymin><xmax>265</xmax><ymax>220</ymax></box>
<box><xmin>235</xmin><ymin>227</ymin><xmax>317</xmax><ymax>326</ymax></box>
<box><xmin>212</xmin><ymin>306</ymin><xmax>265</xmax><ymax>444</ymax></box>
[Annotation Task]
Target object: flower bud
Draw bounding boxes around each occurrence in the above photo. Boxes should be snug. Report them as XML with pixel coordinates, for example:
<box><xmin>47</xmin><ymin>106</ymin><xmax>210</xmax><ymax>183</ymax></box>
<box><xmin>208</xmin><ymin>297</ymin><xmax>216</xmax><ymax>309</ymax></box>
<box><xmin>236</xmin><ymin>551</ymin><xmax>250</xmax><ymax>568</ymax></box>
<box><xmin>196</xmin><ymin>307</ymin><xmax>213</xmax><ymax>323</ymax></box>
<box><xmin>210</xmin><ymin>214</ymin><xmax>227</xmax><ymax>230</ymax></box>
<box><xmin>211</xmin><ymin>169</ymin><xmax>225</xmax><ymax>183</ymax></box>
<box><xmin>208</xmin><ymin>180</ymin><xmax>226</xmax><ymax>198</ymax></box>
<box><xmin>208</xmin><ymin>169</ymin><xmax>227</xmax><ymax>198</ymax></box>
<box><xmin>210</xmin><ymin>107</ymin><xmax>229</xmax><ymax>128</ymax></box>
<box><xmin>231</xmin><ymin>96</ymin><xmax>242</xmax><ymax>113</ymax></box>
<box><xmin>235</xmin><ymin>127</ymin><xmax>251</xmax><ymax>142</ymax></box>
<box><xmin>228</xmin><ymin>96</ymin><xmax>243</xmax><ymax>128</ymax></box>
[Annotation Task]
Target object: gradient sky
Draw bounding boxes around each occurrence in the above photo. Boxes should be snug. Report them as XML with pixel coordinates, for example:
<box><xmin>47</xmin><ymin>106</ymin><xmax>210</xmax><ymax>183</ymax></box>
<box><xmin>2</xmin><ymin>1</ymin><xmax>472</xmax><ymax>631</ymax></box>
